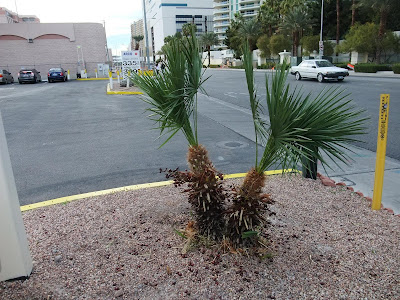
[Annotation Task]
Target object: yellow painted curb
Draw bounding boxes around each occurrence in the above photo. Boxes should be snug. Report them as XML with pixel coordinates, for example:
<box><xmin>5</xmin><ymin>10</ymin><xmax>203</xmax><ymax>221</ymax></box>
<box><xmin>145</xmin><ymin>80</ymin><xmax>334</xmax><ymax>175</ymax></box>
<box><xmin>20</xmin><ymin>169</ymin><xmax>298</xmax><ymax>212</ymax></box>
<box><xmin>106</xmin><ymin>83</ymin><xmax>143</xmax><ymax>95</ymax></box>
<box><xmin>77</xmin><ymin>78</ymin><xmax>117</xmax><ymax>81</ymax></box>
<box><xmin>20</xmin><ymin>180</ymin><xmax>174</xmax><ymax>212</ymax></box>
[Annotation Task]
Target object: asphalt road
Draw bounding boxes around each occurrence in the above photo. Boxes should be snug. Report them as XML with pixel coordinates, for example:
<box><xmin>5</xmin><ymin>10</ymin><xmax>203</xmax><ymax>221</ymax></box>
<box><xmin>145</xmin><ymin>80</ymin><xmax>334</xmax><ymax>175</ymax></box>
<box><xmin>0</xmin><ymin>80</ymin><xmax>259</xmax><ymax>205</ymax></box>
<box><xmin>203</xmin><ymin>69</ymin><xmax>400</xmax><ymax>161</ymax></box>
<box><xmin>0</xmin><ymin>72</ymin><xmax>399</xmax><ymax>205</ymax></box>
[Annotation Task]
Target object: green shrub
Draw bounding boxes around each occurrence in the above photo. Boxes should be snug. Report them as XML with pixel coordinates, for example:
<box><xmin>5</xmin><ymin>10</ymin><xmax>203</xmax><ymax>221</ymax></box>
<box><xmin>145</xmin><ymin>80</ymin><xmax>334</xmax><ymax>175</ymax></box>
<box><xmin>257</xmin><ymin>62</ymin><xmax>276</xmax><ymax>69</ymax></box>
<box><xmin>229</xmin><ymin>65</ymin><xmax>245</xmax><ymax>69</ymax></box>
<box><xmin>208</xmin><ymin>64</ymin><xmax>221</xmax><ymax>68</ymax></box>
<box><xmin>354</xmin><ymin>63</ymin><xmax>392</xmax><ymax>73</ymax></box>
<box><xmin>392</xmin><ymin>63</ymin><xmax>400</xmax><ymax>74</ymax></box>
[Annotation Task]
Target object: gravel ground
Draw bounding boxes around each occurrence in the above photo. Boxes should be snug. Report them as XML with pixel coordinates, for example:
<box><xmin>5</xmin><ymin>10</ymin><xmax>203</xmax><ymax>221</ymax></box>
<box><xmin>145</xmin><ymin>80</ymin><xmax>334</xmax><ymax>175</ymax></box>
<box><xmin>1</xmin><ymin>174</ymin><xmax>399</xmax><ymax>300</ymax></box>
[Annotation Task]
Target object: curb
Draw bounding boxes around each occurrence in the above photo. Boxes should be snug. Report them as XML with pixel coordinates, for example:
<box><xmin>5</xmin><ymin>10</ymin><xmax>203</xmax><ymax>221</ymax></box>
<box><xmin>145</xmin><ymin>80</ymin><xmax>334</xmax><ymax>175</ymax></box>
<box><xmin>206</xmin><ymin>68</ymin><xmax>400</xmax><ymax>79</ymax></box>
<box><xmin>106</xmin><ymin>83</ymin><xmax>143</xmax><ymax>95</ymax></box>
<box><xmin>317</xmin><ymin>173</ymin><xmax>399</xmax><ymax>216</ymax></box>
<box><xmin>77</xmin><ymin>78</ymin><xmax>117</xmax><ymax>81</ymax></box>
<box><xmin>20</xmin><ymin>169</ymin><xmax>294</xmax><ymax>212</ymax></box>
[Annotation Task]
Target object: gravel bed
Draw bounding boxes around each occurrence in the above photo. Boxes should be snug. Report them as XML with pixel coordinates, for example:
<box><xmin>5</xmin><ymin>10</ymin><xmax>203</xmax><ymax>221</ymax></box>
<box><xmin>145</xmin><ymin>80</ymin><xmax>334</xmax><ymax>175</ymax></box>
<box><xmin>1</xmin><ymin>174</ymin><xmax>399</xmax><ymax>300</ymax></box>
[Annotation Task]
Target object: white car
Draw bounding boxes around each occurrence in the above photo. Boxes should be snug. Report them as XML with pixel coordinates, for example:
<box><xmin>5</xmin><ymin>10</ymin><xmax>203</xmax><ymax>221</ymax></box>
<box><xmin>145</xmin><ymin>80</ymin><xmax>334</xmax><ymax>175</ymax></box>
<box><xmin>290</xmin><ymin>59</ymin><xmax>349</xmax><ymax>83</ymax></box>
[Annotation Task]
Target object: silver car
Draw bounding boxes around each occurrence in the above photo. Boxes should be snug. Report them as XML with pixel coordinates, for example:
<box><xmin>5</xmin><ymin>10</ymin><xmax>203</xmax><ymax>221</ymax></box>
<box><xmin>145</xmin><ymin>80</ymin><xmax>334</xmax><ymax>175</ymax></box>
<box><xmin>290</xmin><ymin>59</ymin><xmax>349</xmax><ymax>83</ymax></box>
<box><xmin>0</xmin><ymin>69</ymin><xmax>14</xmax><ymax>84</ymax></box>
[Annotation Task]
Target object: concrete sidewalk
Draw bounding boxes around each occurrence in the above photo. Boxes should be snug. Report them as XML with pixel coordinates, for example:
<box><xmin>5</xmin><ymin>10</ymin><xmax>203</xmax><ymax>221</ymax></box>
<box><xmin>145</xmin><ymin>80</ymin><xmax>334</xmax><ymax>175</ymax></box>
<box><xmin>197</xmin><ymin>92</ymin><xmax>400</xmax><ymax>214</ymax></box>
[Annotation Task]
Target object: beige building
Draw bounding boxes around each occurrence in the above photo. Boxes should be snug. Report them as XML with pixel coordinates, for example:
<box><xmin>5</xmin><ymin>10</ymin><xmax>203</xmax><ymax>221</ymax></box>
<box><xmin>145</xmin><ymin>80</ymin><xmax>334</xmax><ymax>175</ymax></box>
<box><xmin>0</xmin><ymin>22</ymin><xmax>108</xmax><ymax>79</ymax></box>
<box><xmin>131</xmin><ymin>19</ymin><xmax>144</xmax><ymax>51</ymax></box>
<box><xmin>0</xmin><ymin>7</ymin><xmax>40</xmax><ymax>23</ymax></box>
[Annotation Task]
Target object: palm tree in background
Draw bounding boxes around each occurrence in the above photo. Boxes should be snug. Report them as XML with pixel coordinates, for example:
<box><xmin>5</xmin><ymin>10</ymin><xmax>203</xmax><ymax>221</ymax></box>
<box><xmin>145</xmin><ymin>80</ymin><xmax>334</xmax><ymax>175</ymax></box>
<box><xmin>238</xmin><ymin>18</ymin><xmax>261</xmax><ymax>51</ymax></box>
<box><xmin>364</xmin><ymin>0</ymin><xmax>395</xmax><ymax>63</ymax></box>
<box><xmin>199</xmin><ymin>32</ymin><xmax>219</xmax><ymax>66</ymax></box>
<box><xmin>132</xmin><ymin>35</ymin><xmax>144</xmax><ymax>50</ymax></box>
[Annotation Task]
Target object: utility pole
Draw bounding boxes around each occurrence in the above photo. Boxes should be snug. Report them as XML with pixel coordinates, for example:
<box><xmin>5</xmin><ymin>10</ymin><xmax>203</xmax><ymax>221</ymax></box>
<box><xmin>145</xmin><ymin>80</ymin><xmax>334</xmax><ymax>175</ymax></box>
<box><xmin>319</xmin><ymin>0</ymin><xmax>324</xmax><ymax>58</ymax></box>
<box><xmin>142</xmin><ymin>0</ymin><xmax>151</xmax><ymax>70</ymax></box>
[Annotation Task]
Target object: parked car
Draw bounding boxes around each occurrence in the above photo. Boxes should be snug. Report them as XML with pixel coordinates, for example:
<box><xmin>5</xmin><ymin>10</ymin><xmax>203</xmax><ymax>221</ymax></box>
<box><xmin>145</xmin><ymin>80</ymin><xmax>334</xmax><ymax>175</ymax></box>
<box><xmin>0</xmin><ymin>69</ymin><xmax>14</xmax><ymax>84</ymax></box>
<box><xmin>18</xmin><ymin>69</ymin><xmax>41</xmax><ymax>84</ymax></box>
<box><xmin>48</xmin><ymin>68</ymin><xmax>67</xmax><ymax>83</ymax></box>
<box><xmin>290</xmin><ymin>59</ymin><xmax>349</xmax><ymax>83</ymax></box>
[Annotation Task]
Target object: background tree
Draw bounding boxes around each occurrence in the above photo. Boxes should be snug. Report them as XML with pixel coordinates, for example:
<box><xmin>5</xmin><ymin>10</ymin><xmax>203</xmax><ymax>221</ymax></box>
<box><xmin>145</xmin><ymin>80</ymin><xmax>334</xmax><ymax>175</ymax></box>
<box><xmin>269</xmin><ymin>34</ymin><xmax>291</xmax><ymax>55</ymax></box>
<box><xmin>199</xmin><ymin>32</ymin><xmax>219</xmax><ymax>66</ymax></box>
<box><xmin>238</xmin><ymin>18</ymin><xmax>262</xmax><ymax>51</ymax></box>
<box><xmin>301</xmin><ymin>35</ymin><xmax>335</xmax><ymax>56</ymax></box>
<box><xmin>361</xmin><ymin>0</ymin><xmax>396</xmax><ymax>63</ymax></box>
<box><xmin>182</xmin><ymin>23</ymin><xmax>197</xmax><ymax>37</ymax></box>
<box><xmin>132</xmin><ymin>35</ymin><xmax>144</xmax><ymax>50</ymax></box>
<box><xmin>258</xmin><ymin>0</ymin><xmax>280</xmax><ymax>36</ymax></box>
<box><xmin>279</xmin><ymin>6</ymin><xmax>313</xmax><ymax>57</ymax></box>
<box><xmin>256</xmin><ymin>35</ymin><xmax>271</xmax><ymax>58</ymax></box>
<box><xmin>224</xmin><ymin>13</ymin><xmax>245</xmax><ymax>58</ymax></box>
<box><xmin>340</xmin><ymin>22</ymin><xmax>399</xmax><ymax>62</ymax></box>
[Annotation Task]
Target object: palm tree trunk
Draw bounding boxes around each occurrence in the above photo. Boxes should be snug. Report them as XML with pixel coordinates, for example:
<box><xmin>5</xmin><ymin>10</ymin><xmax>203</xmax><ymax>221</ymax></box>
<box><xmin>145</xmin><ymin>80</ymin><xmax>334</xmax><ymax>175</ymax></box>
<box><xmin>293</xmin><ymin>31</ymin><xmax>299</xmax><ymax>57</ymax></box>
<box><xmin>351</xmin><ymin>0</ymin><xmax>356</xmax><ymax>26</ymax></box>
<box><xmin>208</xmin><ymin>45</ymin><xmax>211</xmax><ymax>66</ymax></box>
<box><xmin>377</xmin><ymin>9</ymin><xmax>388</xmax><ymax>64</ymax></box>
<box><xmin>336</xmin><ymin>0</ymin><xmax>340</xmax><ymax>56</ymax></box>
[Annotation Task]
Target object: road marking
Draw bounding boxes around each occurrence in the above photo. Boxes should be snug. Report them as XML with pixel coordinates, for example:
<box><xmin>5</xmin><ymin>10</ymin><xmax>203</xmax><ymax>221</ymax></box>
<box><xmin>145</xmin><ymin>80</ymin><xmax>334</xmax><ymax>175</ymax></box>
<box><xmin>20</xmin><ymin>169</ymin><xmax>296</xmax><ymax>212</ymax></box>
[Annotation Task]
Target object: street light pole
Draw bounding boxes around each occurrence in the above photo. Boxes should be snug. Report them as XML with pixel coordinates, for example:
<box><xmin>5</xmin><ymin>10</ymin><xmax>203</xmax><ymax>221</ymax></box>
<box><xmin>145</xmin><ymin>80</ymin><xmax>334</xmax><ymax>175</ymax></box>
<box><xmin>142</xmin><ymin>0</ymin><xmax>151</xmax><ymax>70</ymax></box>
<box><xmin>319</xmin><ymin>0</ymin><xmax>324</xmax><ymax>58</ymax></box>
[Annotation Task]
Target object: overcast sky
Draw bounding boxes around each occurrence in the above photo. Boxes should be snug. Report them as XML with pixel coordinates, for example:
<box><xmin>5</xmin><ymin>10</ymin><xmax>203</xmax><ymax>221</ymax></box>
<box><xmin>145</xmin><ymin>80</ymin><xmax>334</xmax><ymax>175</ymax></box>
<box><xmin>3</xmin><ymin>0</ymin><xmax>144</xmax><ymax>55</ymax></box>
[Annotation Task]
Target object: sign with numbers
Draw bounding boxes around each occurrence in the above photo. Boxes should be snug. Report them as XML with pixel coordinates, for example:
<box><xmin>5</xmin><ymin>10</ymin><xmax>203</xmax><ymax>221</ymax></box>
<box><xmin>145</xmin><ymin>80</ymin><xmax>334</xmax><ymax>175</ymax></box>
<box><xmin>121</xmin><ymin>50</ymin><xmax>140</xmax><ymax>79</ymax></box>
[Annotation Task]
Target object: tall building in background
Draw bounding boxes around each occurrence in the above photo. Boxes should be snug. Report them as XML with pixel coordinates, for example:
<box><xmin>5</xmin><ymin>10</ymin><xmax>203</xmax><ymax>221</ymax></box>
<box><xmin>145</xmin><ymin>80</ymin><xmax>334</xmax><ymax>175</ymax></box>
<box><xmin>131</xmin><ymin>19</ymin><xmax>144</xmax><ymax>51</ymax></box>
<box><xmin>144</xmin><ymin>0</ymin><xmax>214</xmax><ymax>57</ymax></box>
<box><xmin>0</xmin><ymin>7</ymin><xmax>40</xmax><ymax>23</ymax></box>
<box><xmin>213</xmin><ymin>0</ymin><xmax>263</xmax><ymax>48</ymax></box>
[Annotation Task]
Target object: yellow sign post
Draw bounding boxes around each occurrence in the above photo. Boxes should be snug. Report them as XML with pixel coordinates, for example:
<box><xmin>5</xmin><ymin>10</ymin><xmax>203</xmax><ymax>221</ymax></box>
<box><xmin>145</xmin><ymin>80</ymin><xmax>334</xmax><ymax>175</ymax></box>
<box><xmin>372</xmin><ymin>94</ymin><xmax>390</xmax><ymax>210</ymax></box>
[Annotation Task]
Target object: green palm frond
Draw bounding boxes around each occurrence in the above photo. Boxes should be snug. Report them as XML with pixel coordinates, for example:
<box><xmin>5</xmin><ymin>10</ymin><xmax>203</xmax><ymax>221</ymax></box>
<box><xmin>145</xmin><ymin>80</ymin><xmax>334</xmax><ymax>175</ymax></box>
<box><xmin>258</xmin><ymin>63</ymin><xmax>368</xmax><ymax>173</ymax></box>
<box><xmin>131</xmin><ymin>27</ymin><xmax>205</xmax><ymax>147</ymax></box>
<box><xmin>242</xmin><ymin>42</ymin><xmax>268</xmax><ymax>168</ymax></box>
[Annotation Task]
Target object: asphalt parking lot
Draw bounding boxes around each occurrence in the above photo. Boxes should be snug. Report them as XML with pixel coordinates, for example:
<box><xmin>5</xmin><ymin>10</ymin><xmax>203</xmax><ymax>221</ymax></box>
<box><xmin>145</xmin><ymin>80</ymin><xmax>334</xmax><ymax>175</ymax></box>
<box><xmin>0</xmin><ymin>80</ymin><xmax>259</xmax><ymax>205</ymax></box>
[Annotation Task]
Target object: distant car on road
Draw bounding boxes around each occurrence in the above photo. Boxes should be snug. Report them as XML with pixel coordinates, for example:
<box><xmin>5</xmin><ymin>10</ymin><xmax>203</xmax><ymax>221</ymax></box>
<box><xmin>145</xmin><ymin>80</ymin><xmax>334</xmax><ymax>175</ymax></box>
<box><xmin>290</xmin><ymin>59</ymin><xmax>349</xmax><ymax>83</ymax></box>
<box><xmin>18</xmin><ymin>69</ymin><xmax>42</xmax><ymax>84</ymax></box>
<box><xmin>48</xmin><ymin>68</ymin><xmax>68</xmax><ymax>83</ymax></box>
<box><xmin>0</xmin><ymin>69</ymin><xmax>14</xmax><ymax>84</ymax></box>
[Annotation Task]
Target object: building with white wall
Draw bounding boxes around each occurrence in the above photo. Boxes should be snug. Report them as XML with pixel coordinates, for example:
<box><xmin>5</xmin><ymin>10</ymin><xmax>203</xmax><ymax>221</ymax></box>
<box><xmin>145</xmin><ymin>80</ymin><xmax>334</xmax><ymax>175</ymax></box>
<box><xmin>214</xmin><ymin>0</ymin><xmax>264</xmax><ymax>48</ymax></box>
<box><xmin>144</xmin><ymin>0</ymin><xmax>214</xmax><ymax>57</ymax></box>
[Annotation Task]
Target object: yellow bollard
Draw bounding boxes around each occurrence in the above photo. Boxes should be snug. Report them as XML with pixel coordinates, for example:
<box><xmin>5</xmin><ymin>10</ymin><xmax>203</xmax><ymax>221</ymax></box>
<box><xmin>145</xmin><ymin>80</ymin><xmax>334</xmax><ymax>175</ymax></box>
<box><xmin>372</xmin><ymin>94</ymin><xmax>390</xmax><ymax>210</ymax></box>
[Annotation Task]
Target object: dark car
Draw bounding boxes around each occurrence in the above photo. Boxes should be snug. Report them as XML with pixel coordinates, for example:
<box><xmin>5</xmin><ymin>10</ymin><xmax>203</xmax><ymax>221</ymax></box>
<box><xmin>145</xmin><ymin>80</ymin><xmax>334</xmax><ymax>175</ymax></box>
<box><xmin>0</xmin><ymin>69</ymin><xmax>14</xmax><ymax>84</ymax></box>
<box><xmin>18</xmin><ymin>69</ymin><xmax>41</xmax><ymax>84</ymax></box>
<box><xmin>48</xmin><ymin>68</ymin><xmax>67</xmax><ymax>83</ymax></box>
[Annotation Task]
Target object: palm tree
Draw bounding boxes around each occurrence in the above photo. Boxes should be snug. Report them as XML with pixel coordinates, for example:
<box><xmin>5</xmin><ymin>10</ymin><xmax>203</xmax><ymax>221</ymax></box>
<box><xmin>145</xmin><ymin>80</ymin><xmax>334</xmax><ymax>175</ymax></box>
<box><xmin>199</xmin><ymin>32</ymin><xmax>219</xmax><ymax>66</ymax></box>
<box><xmin>132</xmin><ymin>35</ymin><xmax>144</xmax><ymax>50</ymax></box>
<box><xmin>227</xmin><ymin>42</ymin><xmax>367</xmax><ymax>246</ymax></box>
<box><xmin>131</xmin><ymin>28</ymin><xmax>225</xmax><ymax>239</ymax></box>
<box><xmin>279</xmin><ymin>6</ymin><xmax>313</xmax><ymax>57</ymax></box>
<box><xmin>367</xmin><ymin>0</ymin><xmax>395</xmax><ymax>63</ymax></box>
<box><xmin>238</xmin><ymin>18</ymin><xmax>261</xmax><ymax>51</ymax></box>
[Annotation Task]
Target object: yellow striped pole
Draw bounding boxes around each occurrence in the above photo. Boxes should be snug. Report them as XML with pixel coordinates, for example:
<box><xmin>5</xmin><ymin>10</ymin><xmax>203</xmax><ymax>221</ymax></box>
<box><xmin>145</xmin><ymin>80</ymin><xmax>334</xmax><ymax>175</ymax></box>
<box><xmin>372</xmin><ymin>94</ymin><xmax>390</xmax><ymax>210</ymax></box>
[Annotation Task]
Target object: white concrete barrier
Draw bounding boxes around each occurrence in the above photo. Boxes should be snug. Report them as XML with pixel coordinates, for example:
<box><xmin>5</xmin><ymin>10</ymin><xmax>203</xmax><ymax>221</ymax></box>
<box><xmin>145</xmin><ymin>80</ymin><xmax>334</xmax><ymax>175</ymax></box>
<box><xmin>0</xmin><ymin>113</ymin><xmax>32</xmax><ymax>282</ymax></box>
